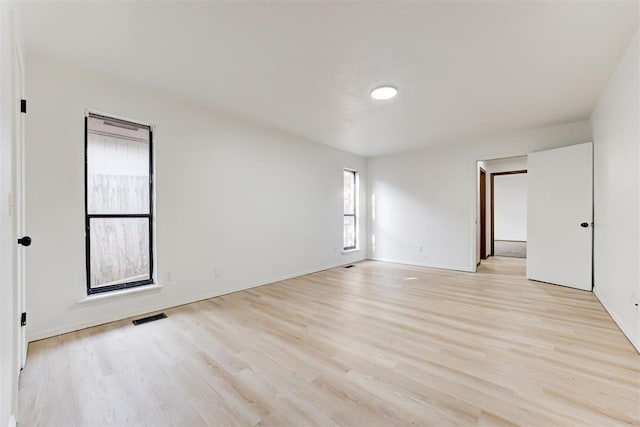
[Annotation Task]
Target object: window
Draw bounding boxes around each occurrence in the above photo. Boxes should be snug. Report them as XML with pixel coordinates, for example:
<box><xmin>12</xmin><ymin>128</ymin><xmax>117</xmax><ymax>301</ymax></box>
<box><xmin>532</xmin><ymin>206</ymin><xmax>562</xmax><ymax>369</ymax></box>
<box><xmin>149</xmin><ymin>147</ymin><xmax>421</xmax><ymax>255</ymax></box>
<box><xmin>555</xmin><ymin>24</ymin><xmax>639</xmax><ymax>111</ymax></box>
<box><xmin>343</xmin><ymin>169</ymin><xmax>358</xmax><ymax>250</ymax></box>
<box><xmin>85</xmin><ymin>113</ymin><xmax>153</xmax><ymax>294</ymax></box>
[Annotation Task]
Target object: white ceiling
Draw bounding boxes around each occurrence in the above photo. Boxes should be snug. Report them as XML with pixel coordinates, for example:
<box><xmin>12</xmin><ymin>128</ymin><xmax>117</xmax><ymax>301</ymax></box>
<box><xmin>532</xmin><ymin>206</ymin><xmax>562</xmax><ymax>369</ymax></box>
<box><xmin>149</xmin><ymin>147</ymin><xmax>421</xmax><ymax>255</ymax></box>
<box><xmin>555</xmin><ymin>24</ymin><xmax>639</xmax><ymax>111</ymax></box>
<box><xmin>18</xmin><ymin>1</ymin><xmax>639</xmax><ymax>157</ymax></box>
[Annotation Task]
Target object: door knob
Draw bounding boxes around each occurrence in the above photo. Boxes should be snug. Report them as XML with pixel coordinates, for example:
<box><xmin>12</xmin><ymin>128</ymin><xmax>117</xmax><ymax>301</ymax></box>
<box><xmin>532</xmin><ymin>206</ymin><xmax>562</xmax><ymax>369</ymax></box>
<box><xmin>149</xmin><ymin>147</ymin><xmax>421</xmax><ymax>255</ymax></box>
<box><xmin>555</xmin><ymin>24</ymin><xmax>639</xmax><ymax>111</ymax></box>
<box><xmin>17</xmin><ymin>236</ymin><xmax>31</xmax><ymax>246</ymax></box>
<box><xmin>580</xmin><ymin>222</ymin><xmax>589</xmax><ymax>228</ymax></box>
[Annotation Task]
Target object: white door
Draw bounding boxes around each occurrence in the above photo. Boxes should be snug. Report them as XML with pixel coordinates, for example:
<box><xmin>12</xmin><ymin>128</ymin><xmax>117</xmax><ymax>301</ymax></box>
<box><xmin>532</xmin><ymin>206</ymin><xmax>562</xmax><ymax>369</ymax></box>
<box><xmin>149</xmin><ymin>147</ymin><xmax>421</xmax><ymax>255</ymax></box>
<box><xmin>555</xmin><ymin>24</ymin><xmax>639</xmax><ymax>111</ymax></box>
<box><xmin>13</xmin><ymin>45</ymin><xmax>27</xmax><ymax>368</ymax></box>
<box><xmin>527</xmin><ymin>142</ymin><xmax>593</xmax><ymax>290</ymax></box>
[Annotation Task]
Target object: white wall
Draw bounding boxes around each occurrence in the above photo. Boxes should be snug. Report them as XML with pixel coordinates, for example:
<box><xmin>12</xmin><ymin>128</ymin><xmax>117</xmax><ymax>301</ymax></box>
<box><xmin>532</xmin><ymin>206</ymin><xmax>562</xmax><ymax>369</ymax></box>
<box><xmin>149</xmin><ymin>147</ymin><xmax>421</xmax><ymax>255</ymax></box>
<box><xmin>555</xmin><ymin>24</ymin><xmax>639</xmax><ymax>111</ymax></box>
<box><xmin>368</xmin><ymin>121</ymin><xmax>591</xmax><ymax>272</ymax></box>
<box><xmin>493</xmin><ymin>173</ymin><xmax>527</xmax><ymax>241</ymax></box>
<box><xmin>591</xmin><ymin>31</ymin><xmax>639</xmax><ymax>352</ymax></box>
<box><xmin>0</xmin><ymin>4</ymin><xmax>21</xmax><ymax>426</ymax></box>
<box><xmin>25</xmin><ymin>52</ymin><xmax>367</xmax><ymax>341</ymax></box>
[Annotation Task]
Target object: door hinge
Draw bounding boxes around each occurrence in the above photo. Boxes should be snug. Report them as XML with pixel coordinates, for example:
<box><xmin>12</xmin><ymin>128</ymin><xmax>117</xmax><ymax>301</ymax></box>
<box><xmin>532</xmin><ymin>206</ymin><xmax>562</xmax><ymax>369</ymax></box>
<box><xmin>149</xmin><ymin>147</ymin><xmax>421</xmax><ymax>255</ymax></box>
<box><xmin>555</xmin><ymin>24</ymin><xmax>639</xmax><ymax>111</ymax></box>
<box><xmin>20</xmin><ymin>99</ymin><xmax>26</xmax><ymax>114</ymax></box>
<box><xmin>20</xmin><ymin>312</ymin><xmax>26</xmax><ymax>326</ymax></box>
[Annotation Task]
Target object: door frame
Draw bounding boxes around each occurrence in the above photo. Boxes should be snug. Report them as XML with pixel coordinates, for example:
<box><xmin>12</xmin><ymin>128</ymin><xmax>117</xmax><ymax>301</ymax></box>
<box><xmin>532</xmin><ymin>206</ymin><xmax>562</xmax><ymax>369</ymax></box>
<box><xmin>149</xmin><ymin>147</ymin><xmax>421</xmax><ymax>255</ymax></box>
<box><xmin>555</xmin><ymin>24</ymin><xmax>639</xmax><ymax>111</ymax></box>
<box><xmin>490</xmin><ymin>170</ymin><xmax>527</xmax><ymax>256</ymax></box>
<box><xmin>479</xmin><ymin>168</ymin><xmax>487</xmax><ymax>260</ymax></box>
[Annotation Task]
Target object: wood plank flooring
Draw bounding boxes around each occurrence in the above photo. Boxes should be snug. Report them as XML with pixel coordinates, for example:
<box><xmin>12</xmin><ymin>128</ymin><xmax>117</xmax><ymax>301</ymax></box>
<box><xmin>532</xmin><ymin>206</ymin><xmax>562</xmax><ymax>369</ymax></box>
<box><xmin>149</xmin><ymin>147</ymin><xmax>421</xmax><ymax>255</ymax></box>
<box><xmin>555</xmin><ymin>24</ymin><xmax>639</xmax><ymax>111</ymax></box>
<box><xmin>19</xmin><ymin>257</ymin><xmax>640</xmax><ymax>426</ymax></box>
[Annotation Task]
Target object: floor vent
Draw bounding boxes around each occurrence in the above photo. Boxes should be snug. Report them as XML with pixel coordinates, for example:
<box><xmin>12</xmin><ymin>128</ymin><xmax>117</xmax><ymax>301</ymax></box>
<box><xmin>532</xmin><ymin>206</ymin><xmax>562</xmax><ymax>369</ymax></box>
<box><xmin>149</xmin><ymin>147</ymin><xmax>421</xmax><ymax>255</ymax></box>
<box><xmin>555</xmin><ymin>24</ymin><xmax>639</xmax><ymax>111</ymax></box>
<box><xmin>343</xmin><ymin>265</ymin><xmax>355</xmax><ymax>269</ymax></box>
<box><xmin>132</xmin><ymin>313</ymin><xmax>167</xmax><ymax>326</ymax></box>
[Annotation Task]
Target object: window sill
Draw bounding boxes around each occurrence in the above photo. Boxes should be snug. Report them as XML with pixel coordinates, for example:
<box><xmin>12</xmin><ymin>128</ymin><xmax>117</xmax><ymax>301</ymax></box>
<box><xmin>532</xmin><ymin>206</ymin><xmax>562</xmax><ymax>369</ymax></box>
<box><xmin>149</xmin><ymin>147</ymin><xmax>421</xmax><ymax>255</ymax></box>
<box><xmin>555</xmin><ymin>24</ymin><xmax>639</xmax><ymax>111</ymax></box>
<box><xmin>77</xmin><ymin>283</ymin><xmax>162</xmax><ymax>305</ymax></box>
<box><xmin>342</xmin><ymin>248</ymin><xmax>361</xmax><ymax>254</ymax></box>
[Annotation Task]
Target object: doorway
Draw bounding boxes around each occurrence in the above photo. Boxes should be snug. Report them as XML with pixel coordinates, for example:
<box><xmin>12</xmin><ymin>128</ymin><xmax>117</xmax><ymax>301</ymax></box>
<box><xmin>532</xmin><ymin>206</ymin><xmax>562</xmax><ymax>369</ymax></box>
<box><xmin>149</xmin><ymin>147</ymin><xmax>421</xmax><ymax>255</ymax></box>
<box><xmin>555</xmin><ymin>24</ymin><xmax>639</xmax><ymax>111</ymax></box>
<box><xmin>477</xmin><ymin>156</ymin><xmax>528</xmax><ymax>265</ymax></box>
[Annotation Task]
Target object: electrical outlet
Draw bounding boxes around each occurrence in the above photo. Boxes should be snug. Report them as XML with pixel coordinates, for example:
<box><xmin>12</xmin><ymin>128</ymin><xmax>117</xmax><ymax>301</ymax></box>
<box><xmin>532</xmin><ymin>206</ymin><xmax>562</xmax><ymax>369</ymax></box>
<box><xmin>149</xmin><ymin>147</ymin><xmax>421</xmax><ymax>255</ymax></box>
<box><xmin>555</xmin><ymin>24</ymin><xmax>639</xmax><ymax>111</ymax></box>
<box><xmin>418</xmin><ymin>246</ymin><xmax>423</xmax><ymax>253</ymax></box>
<box><xmin>165</xmin><ymin>272</ymin><xmax>172</xmax><ymax>282</ymax></box>
<box><xmin>214</xmin><ymin>267</ymin><xmax>222</xmax><ymax>278</ymax></box>
<box><xmin>633</xmin><ymin>293</ymin><xmax>639</xmax><ymax>311</ymax></box>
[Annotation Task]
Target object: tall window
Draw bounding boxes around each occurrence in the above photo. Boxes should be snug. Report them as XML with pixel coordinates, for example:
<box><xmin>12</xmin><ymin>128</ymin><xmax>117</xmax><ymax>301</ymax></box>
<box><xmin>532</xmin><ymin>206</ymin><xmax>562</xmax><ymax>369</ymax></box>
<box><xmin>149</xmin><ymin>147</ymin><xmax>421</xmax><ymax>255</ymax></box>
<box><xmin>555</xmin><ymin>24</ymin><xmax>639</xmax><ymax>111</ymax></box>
<box><xmin>343</xmin><ymin>169</ymin><xmax>358</xmax><ymax>250</ymax></box>
<box><xmin>85</xmin><ymin>113</ymin><xmax>153</xmax><ymax>294</ymax></box>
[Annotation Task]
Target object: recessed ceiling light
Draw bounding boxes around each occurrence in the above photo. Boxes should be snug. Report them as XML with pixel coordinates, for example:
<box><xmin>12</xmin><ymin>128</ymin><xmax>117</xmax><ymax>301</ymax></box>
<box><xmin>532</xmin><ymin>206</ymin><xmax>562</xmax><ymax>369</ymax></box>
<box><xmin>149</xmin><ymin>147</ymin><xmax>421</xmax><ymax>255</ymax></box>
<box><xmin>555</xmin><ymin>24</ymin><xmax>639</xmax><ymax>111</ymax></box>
<box><xmin>371</xmin><ymin>85</ymin><xmax>398</xmax><ymax>101</ymax></box>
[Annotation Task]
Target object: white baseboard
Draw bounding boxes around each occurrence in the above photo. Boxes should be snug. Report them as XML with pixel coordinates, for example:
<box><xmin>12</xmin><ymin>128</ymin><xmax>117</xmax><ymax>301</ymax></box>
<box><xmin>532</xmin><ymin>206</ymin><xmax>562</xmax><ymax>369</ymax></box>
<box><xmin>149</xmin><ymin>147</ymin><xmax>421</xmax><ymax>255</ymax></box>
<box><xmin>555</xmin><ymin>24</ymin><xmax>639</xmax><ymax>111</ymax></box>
<box><xmin>27</xmin><ymin>258</ymin><xmax>366</xmax><ymax>342</ymax></box>
<box><xmin>594</xmin><ymin>288</ymin><xmax>640</xmax><ymax>353</ymax></box>
<box><xmin>368</xmin><ymin>256</ymin><xmax>473</xmax><ymax>273</ymax></box>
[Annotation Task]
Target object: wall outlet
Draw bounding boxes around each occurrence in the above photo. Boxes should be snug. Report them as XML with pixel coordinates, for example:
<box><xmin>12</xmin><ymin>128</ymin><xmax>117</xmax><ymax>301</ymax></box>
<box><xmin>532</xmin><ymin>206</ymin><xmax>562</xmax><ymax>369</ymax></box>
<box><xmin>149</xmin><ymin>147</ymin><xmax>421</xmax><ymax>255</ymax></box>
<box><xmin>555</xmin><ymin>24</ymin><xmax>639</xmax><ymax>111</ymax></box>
<box><xmin>633</xmin><ymin>293</ymin><xmax>639</xmax><ymax>311</ymax></box>
<box><xmin>214</xmin><ymin>267</ymin><xmax>222</xmax><ymax>278</ymax></box>
<box><xmin>418</xmin><ymin>246</ymin><xmax>423</xmax><ymax>253</ymax></box>
<box><xmin>165</xmin><ymin>272</ymin><xmax>172</xmax><ymax>282</ymax></box>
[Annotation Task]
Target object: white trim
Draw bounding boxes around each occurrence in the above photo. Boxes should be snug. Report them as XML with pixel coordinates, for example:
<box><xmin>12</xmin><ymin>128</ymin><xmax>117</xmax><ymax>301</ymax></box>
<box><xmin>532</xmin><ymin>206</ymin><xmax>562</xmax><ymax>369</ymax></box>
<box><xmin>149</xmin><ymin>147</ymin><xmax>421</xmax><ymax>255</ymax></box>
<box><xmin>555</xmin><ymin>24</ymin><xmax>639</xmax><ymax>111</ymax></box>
<box><xmin>8</xmin><ymin>415</ymin><xmax>16</xmax><ymax>427</ymax></box>
<box><xmin>594</xmin><ymin>288</ymin><xmax>640</xmax><ymax>353</ymax></box>
<box><xmin>77</xmin><ymin>284</ymin><xmax>163</xmax><ymax>305</ymax></box>
<box><xmin>368</xmin><ymin>256</ymin><xmax>473</xmax><ymax>273</ymax></box>
<box><xmin>342</xmin><ymin>248</ymin><xmax>361</xmax><ymax>254</ymax></box>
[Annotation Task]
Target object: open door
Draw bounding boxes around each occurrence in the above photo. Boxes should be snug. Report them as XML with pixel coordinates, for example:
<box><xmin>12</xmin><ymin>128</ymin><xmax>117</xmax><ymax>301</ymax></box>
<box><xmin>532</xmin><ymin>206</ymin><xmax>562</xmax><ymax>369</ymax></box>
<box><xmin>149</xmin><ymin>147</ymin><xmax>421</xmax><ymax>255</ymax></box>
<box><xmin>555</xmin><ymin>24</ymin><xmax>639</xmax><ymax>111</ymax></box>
<box><xmin>14</xmin><ymin>44</ymin><xmax>27</xmax><ymax>369</ymax></box>
<box><xmin>527</xmin><ymin>142</ymin><xmax>593</xmax><ymax>290</ymax></box>
<box><xmin>1</xmin><ymin>6</ymin><xmax>26</xmax><ymax>423</ymax></box>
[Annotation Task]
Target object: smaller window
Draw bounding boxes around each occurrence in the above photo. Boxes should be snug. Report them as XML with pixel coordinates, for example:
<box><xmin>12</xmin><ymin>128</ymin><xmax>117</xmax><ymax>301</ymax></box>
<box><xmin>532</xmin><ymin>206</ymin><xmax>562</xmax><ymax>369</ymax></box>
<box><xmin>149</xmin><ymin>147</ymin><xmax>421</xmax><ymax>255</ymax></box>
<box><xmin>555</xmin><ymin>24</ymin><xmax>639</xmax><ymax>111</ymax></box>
<box><xmin>343</xmin><ymin>169</ymin><xmax>358</xmax><ymax>250</ymax></box>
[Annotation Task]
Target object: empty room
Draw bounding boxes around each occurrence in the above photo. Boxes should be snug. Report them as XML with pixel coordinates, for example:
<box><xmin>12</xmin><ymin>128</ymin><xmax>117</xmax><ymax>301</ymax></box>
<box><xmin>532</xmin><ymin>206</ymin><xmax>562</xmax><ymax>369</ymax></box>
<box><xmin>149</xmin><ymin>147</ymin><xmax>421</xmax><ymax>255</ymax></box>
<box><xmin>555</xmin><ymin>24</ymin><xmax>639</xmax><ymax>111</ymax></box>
<box><xmin>1</xmin><ymin>1</ymin><xmax>639</xmax><ymax>426</ymax></box>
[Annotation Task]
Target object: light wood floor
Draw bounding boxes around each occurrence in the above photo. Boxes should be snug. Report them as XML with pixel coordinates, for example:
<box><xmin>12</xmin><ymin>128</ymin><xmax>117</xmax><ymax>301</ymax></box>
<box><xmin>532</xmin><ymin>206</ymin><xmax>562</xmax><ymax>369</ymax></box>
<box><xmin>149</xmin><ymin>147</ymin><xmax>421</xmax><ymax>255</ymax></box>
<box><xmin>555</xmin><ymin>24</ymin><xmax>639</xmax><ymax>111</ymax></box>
<box><xmin>19</xmin><ymin>257</ymin><xmax>640</xmax><ymax>426</ymax></box>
